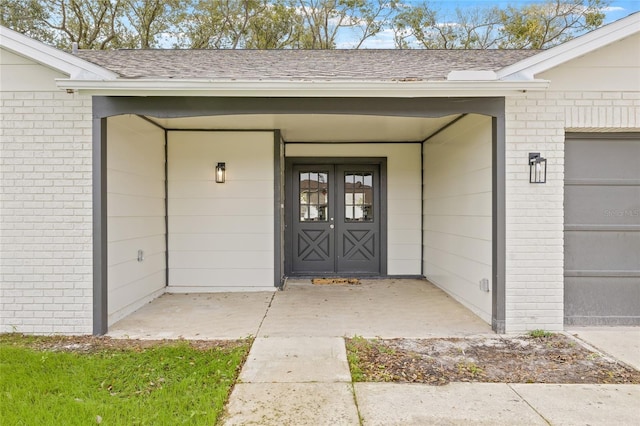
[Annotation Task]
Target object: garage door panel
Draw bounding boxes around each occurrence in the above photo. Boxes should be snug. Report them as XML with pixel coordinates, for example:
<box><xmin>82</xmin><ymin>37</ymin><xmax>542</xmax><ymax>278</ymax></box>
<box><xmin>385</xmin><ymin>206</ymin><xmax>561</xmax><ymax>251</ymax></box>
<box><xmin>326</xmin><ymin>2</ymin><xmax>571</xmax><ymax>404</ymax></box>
<box><xmin>564</xmin><ymin>277</ymin><xmax>640</xmax><ymax>325</ymax></box>
<box><xmin>565</xmin><ymin>231</ymin><xmax>640</xmax><ymax>271</ymax></box>
<box><xmin>565</xmin><ymin>138</ymin><xmax>640</xmax><ymax>181</ymax></box>
<box><xmin>564</xmin><ymin>133</ymin><xmax>640</xmax><ymax>326</ymax></box>
<box><xmin>564</xmin><ymin>185</ymin><xmax>640</xmax><ymax>225</ymax></box>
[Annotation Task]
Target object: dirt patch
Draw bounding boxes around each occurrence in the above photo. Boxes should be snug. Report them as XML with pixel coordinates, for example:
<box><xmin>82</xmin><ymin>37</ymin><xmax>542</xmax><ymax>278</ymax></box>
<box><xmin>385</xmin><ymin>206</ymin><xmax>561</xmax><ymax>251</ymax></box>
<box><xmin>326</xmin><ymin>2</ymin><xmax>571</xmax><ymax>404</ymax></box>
<box><xmin>346</xmin><ymin>334</ymin><xmax>640</xmax><ymax>385</ymax></box>
<box><xmin>0</xmin><ymin>334</ymin><xmax>246</xmax><ymax>353</ymax></box>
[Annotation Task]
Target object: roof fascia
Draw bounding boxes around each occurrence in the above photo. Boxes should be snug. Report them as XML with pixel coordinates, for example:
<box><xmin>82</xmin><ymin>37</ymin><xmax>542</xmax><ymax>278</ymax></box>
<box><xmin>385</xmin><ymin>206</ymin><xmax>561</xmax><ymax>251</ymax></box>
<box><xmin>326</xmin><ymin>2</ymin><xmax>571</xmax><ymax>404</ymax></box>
<box><xmin>497</xmin><ymin>12</ymin><xmax>640</xmax><ymax>80</ymax></box>
<box><xmin>0</xmin><ymin>25</ymin><xmax>117</xmax><ymax>80</ymax></box>
<box><xmin>55</xmin><ymin>78</ymin><xmax>549</xmax><ymax>97</ymax></box>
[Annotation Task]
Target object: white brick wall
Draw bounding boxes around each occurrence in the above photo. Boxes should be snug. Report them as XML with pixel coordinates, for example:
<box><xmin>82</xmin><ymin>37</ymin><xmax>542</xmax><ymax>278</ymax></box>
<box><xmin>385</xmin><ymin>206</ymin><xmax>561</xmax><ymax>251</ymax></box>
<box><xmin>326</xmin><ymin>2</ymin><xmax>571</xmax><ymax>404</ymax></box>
<box><xmin>504</xmin><ymin>90</ymin><xmax>640</xmax><ymax>332</ymax></box>
<box><xmin>0</xmin><ymin>91</ymin><xmax>93</xmax><ymax>334</ymax></box>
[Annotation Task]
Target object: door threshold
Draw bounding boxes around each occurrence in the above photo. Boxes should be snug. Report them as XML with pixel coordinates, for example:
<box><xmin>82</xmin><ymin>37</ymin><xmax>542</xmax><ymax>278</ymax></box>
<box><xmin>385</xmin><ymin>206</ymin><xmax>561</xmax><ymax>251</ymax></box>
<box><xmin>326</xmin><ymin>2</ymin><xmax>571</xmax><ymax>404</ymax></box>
<box><xmin>284</xmin><ymin>274</ymin><xmax>424</xmax><ymax>280</ymax></box>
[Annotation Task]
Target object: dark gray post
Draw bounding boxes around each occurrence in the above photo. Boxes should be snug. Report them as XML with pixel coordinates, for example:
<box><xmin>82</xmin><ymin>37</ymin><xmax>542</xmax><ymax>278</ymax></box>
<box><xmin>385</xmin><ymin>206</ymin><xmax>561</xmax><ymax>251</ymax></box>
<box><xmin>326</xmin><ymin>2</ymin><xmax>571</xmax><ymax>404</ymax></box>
<box><xmin>492</xmin><ymin>115</ymin><xmax>506</xmax><ymax>334</ymax></box>
<box><xmin>274</xmin><ymin>130</ymin><xmax>284</xmax><ymax>288</ymax></box>
<box><xmin>92</xmin><ymin>117</ymin><xmax>108</xmax><ymax>335</ymax></box>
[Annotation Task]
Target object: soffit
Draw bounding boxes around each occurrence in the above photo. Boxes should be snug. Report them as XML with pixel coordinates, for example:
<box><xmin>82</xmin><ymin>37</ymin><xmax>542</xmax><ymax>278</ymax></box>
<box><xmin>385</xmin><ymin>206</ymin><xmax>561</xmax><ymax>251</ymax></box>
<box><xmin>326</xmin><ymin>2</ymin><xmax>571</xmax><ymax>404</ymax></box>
<box><xmin>149</xmin><ymin>113</ymin><xmax>461</xmax><ymax>142</ymax></box>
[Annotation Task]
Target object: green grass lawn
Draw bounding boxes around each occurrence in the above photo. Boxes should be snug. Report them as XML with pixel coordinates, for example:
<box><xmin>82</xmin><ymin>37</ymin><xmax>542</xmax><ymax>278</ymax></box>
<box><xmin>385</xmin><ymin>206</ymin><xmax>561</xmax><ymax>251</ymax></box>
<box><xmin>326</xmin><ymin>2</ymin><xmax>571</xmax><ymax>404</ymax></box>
<box><xmin>0</xmin><ymin>334</ymin><xmax>250</xmax><ymax>425</ymax></box>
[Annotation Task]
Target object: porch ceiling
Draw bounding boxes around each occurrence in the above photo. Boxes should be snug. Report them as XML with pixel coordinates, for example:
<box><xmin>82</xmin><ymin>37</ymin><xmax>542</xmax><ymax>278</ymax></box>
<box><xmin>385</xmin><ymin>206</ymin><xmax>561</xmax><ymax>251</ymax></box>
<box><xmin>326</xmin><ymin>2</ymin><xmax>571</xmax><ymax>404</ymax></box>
<box><xmin>147</xmin><ymin>113</ymin><xmax>461</xmax><ymax>142</ymax></box>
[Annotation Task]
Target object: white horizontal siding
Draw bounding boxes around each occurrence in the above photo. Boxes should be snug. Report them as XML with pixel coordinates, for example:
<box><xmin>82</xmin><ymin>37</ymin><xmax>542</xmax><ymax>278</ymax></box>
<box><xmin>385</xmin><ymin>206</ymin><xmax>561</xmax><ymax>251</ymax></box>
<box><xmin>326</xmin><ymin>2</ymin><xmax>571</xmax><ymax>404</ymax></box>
<box><xmin>168</xmin><ymin>268</ymin><xmax>277</xmax><ymax>288</ymax></box>
<box><xmin>170</xmin><ymin>233</ymin><xmax>273</xmax><ymax>252</ymax></box>
<box><xmin>107</xmin><ymin>193</ymin><xmax>165</xmax><ymax>217</ymax></box>
<box><xmin>423</xmin><ymin>114</ymin><xmax>492</xmax><ymax>324</ymax></box>
<box><xmin>109</xmin><ymin>170</ymin><xmax>165</xmax><ymax>198</ymax></box>
<box><xmin>168</xmin><ymin>198</ymin><xmax>273</xmax><ymax>216</ymax></box>
<box><xmin>109</xmin><ymin>253</ymin><xmax>166</xmax><ymax>292</ymax></box>
<box><xmin>539</xmin><ymin>34</ymin><xmax>640</xmax><ymax>92</ymax></box>
<box><xmin>107</xmin><ymin>115</ymin><xmax>166</xmax><ymax>325</ymax></box>
<box><xmin>169</xmin><ymin>251</ymin><xmax>273</xmax><ymax>269</ymax></box>
<box><xmin>108</xmin><ymin>217</ymin><xmax>166</xmax><ymax>242</ymax></box>
<box><xmin>423</xmin><ymin>231</ymin><xmax>491</xmax><ymax>266</ymax></box>
<box><xmin>285</xmin><ymin>143</ymin><xmax>421</xmax><ymax>275</ymax></box>
<box><xmin>109</xmin><ymin>235</ymin><xmax>165</xmax><ymax>266</ymax></box>
<box><xmin>388</xmin><ymin>198</ymin><xmax>421</xmax><ymax>215</ymax></box>
<box><xmin>423</xmin><ymin>216</ymin><xmax>492</xmax><ymax>241</ymax></box>
<box><xmin>0</xmin><ymin>48</ymin><xmax>65</xmax><ymax>91</ymax></box>
<box><xmin>169</xmin><ymin>180</ymin><xmax>273</xmax><ymax>199</ymax></box>
<box><xmin>168</xmin><ymin>131</ymin><xmax>275</xmax><ymax>290</ymax></box>
<box><xmin>171</xmin><ymin>215</ymin><xmax>273</xmax><ymax>234</ymax></box>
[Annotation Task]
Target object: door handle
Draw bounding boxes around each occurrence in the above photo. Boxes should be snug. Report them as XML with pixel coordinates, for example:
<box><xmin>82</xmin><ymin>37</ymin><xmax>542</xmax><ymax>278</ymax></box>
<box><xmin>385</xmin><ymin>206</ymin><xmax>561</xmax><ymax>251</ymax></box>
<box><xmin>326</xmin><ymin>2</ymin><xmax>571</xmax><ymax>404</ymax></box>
<box><xmin>330</xmin><ymin>224</ymin><xmax>335</xmax><ymax>229</ymax></box>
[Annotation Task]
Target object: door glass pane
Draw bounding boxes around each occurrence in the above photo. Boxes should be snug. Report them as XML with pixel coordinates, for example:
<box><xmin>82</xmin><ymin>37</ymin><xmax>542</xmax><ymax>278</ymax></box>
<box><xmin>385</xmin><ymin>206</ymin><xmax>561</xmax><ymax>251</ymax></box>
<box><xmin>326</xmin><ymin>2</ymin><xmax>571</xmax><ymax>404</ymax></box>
<box><xmin>300</xmin><ymin>171</ymin><xmax>328</xmax><ymax>221</ymax></box>
<box><xmin>344</xmin><ymin>172</ymin><xmax>373</xmax><ymax>222</ymax></box>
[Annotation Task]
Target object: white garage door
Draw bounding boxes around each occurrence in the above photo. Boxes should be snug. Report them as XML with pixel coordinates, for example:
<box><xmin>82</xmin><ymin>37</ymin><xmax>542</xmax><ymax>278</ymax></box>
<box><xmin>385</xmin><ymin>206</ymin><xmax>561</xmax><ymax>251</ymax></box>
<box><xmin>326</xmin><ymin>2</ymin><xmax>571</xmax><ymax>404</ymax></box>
<box><xmin>564</xmin><ymin>133</ymin><xmax>640</xmax><ymax>325</ymax></box>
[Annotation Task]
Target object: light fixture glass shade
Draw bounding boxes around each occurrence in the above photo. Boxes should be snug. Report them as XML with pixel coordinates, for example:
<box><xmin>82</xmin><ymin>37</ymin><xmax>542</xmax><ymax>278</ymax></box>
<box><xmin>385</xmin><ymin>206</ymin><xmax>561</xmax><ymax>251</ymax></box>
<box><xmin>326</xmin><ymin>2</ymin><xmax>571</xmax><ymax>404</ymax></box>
<box><xmin>215</xmin><ymin>162</ymin><xmax>226</xmax><ymax>183</ymax></box>
<box><xmin>529</xmin><ymin>153</ymin><xmax>546</xmax><ymax>183</ymax></box>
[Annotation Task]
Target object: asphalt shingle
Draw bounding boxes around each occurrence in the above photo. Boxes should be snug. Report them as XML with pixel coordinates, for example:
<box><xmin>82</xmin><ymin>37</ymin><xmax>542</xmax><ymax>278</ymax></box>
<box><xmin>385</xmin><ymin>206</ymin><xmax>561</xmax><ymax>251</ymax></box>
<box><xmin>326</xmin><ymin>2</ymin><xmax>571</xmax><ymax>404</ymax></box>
<box><xmin>74</xmin><ymin>49</ymin><xmax>540</xmax><ymax>81</ymax></box>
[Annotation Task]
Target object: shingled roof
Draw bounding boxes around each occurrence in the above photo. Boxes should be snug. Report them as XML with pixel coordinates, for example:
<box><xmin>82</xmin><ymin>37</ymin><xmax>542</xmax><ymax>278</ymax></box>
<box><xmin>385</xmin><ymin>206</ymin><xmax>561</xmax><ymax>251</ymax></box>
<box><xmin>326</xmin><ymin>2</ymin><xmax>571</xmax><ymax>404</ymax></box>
<box><xmin>74</xmin><ymin>49</ymin><xmax>540</xmax><ymax>81</ymax></box>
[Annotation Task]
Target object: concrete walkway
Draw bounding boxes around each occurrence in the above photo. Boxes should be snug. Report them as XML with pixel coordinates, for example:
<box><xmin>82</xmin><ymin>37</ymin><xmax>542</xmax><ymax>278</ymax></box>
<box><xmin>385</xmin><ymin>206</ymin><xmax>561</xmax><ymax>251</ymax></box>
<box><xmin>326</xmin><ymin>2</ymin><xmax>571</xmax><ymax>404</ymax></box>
<box><xmin>567</xmin><ymin>326</ymin><xmax>640</xmax><ymax>371</ymax></box>
<box><xmin>224</xmin><ymin>282</ymin><xmax>640</xmax><ymax>425</ymax></box>
<box><xmin>223</xmin><ymin>335</ymin><xmax>640</xmax><ymax>425</ymax></box>
<box><xmin>108</xmin><ymin>280</ymin><xmax>640</xmax><ymax>425</ymax></box>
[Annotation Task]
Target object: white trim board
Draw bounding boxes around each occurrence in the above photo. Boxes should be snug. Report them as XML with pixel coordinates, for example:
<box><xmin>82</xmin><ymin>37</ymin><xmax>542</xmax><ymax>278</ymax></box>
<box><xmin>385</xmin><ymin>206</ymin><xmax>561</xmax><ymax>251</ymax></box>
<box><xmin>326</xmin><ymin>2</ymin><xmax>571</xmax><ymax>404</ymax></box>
<box><xmin>56</xmin><ymin>78</ymin><xmax>549</xmax><ymax>97</ymax></box>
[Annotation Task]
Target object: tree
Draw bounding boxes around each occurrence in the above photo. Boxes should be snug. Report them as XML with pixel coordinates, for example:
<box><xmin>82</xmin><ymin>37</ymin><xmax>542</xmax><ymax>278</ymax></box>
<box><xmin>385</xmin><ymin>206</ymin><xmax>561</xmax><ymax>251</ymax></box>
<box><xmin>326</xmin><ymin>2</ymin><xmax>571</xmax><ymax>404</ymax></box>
<box><xmin>296</xmin><ymin>0</ymin><xmax>395</xmax><ymax>49</ymax></box>
<box><xmin>498</xmin><ymin>0</ymin><xmax>608</xmax><ymax>49</ymax></box>
<box><xmin>393</xmin><ymin>2</ymin><xmax>440</xmax><ymax>49</ymax></box>
<box><xmin>393</xmin><ymin>0</ymin><xmax>607</xmax><ymax>49</ymax></box>
<box><xmin>244</xmin><ymin>0</ymin><xmax>307</xmax><ymax>49</ymax></box>
<box><xmin>347</xmin><ymin>0</ymin><xmax>397</xmax><ymax>49</ymax></box>
<box><xmin>0</xmin><ymin>0</ymin><xmax>55</xmax><ymax>44</ymax></box>
<box><xmin>453</xmin><ymin>6</ymin><xmax>503</xmax><ymax>49</ymax></box>
<box><xmin>179</xmin><ymin>0</ymin><xmax>274</xmax><ymax>49</ymax></box>
<box><xmin>1</xmin><ymin>0</ymin><xmax>613</xmax><ymax>50</ymax></box>
<box><xmin>122</xmin><ymin>0</ymin><xmax>185</xmax><ymax>48</ymax></box>
<box><xmin>297</xmin><ymin>0</ymin><xmax>348</xmax><ymax>49</ymax></box>
<box><xmin>40</xmin><ymin>0</ymin><xmax>126</xmax><ymax>49</ymax></box>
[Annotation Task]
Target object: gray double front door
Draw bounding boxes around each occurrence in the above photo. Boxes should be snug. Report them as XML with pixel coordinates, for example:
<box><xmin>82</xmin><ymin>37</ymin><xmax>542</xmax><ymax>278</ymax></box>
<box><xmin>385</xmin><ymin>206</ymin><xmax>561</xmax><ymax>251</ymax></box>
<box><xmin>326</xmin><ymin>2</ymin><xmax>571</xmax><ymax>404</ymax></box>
<box><xmin>285</xmin><ymin>159</ymin><xmax>385</xmax><ymax>276</ymax></box>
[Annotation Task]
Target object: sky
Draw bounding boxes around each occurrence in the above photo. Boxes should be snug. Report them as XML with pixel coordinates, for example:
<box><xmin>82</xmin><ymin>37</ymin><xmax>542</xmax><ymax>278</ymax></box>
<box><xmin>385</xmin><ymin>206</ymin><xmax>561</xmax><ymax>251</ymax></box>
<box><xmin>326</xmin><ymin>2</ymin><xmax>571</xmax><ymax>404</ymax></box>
<box><xmin>340</xmin><ymin>0</ymin><xmax>640</xmax><ymax>48</ymax></box>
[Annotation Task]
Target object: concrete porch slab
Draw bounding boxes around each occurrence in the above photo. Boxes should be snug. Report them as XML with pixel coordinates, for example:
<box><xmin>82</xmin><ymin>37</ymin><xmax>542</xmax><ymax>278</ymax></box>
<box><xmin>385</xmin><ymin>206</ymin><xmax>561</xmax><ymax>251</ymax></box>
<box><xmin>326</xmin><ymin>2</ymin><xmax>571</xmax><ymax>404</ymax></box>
<box><xmin>108</xmin><ymin>292</ymin><xmax>274</xmax><ymax>340</ymax></box>
<box><xmin>354</xmin><ymin>382</ymin><xmax>547</xmax><ymax>425</ymax></box>
<box><xmin>222</xmin><ymin>383</ymin><xmax>360</xmax><ymax>426</ymax></box>
<box><xmin>239</xmin><ymin>337</ymin><xmax>351</xmax><ymax>383</ymax></box>
<box><xmin>259</xmin><ymin>279</ymin><xmax>491</xmax><ymax>338</ymax></box>
<box><xmin>107</xmin><ymin>279</ymin><xmax>491</xmax><ymax>340</ymax></box>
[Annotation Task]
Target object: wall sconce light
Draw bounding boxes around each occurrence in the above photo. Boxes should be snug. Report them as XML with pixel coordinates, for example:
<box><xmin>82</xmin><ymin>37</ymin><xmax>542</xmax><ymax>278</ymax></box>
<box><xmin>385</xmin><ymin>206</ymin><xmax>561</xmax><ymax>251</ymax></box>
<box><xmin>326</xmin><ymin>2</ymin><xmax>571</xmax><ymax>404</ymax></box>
<box><xmin>529</xmin><ymin>153</ymin><xmax>546</xmax><ymax>184</ymax></box>
<box><xmin>215</xmin><ymin>162</ymin><xmax>226</xmax><ymax>183</ymax></box>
